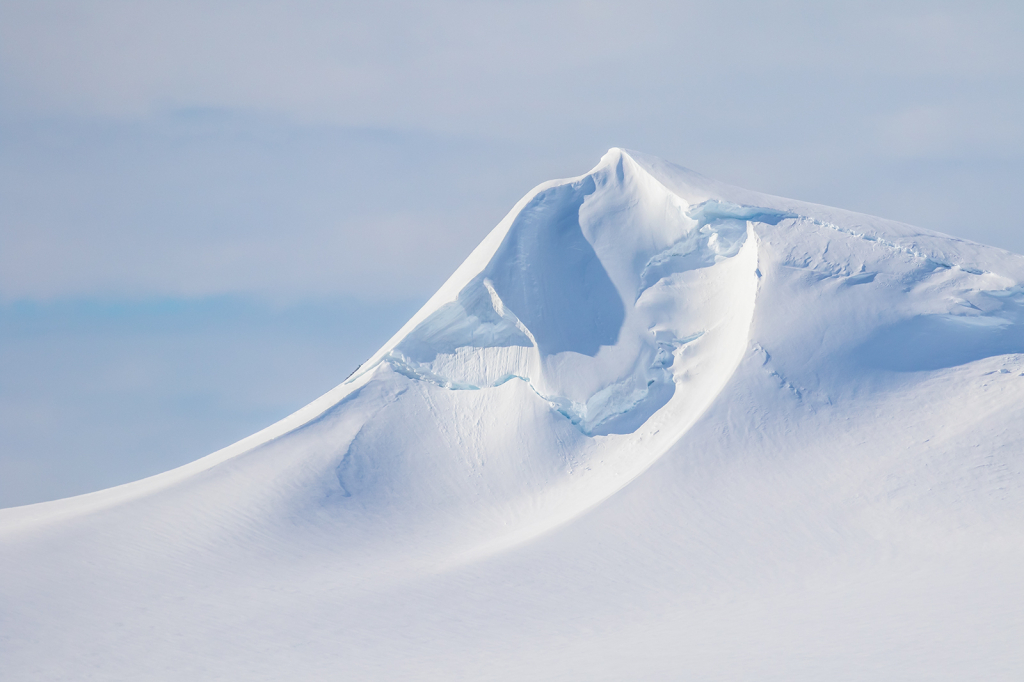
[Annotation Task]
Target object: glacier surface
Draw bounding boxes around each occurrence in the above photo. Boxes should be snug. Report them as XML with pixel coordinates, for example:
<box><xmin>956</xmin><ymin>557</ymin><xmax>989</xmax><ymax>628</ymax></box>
<box><xmin>2</xmin><ymin>149</ymin><xmax>1024</xmax><ymax>681</ymax></box>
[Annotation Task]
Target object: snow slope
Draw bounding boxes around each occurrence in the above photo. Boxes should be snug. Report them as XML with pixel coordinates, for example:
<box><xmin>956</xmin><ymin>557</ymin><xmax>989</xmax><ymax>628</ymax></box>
<box><xmin>2</xmin><ymin>149</ymin><xmax>1024</xmax><ymax>680</ymax></box>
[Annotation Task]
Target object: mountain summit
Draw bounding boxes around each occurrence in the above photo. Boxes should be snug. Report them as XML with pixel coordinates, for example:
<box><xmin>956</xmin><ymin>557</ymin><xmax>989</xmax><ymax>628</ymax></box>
<box><xmin>3</xmin><ymin>149</ymin><xmax>1024</xmax><ymax>680</ymax></box>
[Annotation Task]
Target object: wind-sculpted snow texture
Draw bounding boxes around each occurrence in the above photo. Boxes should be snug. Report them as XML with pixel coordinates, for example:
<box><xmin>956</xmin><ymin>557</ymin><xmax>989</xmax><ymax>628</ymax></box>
<box><xmin>3</xmin><ymin>150</ymin><xmax>1024</xmax><ymax>681</ymax></box>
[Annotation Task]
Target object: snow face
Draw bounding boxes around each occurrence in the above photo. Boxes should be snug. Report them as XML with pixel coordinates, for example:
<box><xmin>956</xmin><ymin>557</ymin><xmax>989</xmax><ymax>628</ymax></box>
<box><xmin>364</xmin><ymin>151</ymin><xmax>759</xmax><ymax>439</ymax></box>
<box><xmin>3</xmin><ymin>149</ymin><xmax>1024</xmax><ymax>681</ymax></box>
<box><xmin>855</xmin><ymin>284</ymin><xmax>1024</xmax><ymax>371</ymax></box>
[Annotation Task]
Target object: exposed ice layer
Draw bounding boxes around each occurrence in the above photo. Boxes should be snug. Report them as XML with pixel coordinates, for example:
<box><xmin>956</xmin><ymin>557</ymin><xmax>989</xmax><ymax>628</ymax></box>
<box><xmin>638</xmin><ymin>200</ymin><xmax>795</xmax><ymax>296</ymax></box>
<box><xmin>382</xmin><ymin>330</ymin><xmax>700</xmax><ymax>436</ymax></box>
<box><xmin>553</xmin><ymin>333</ymin><xmax>699</xmax><ymax>436</ymax></box>
<box><xmin>383</xmin><ymin>351</ymin><xmax>484</xmax><ymax>391</ymax></box>
<box><xmin>688</xmin><ymin>200</ymin><xmax>797</xmax><ymax>227</ymax></box>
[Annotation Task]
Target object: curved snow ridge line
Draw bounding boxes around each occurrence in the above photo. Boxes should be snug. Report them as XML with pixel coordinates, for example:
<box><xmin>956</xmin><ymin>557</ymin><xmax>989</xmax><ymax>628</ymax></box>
<box><xmin>459</xmin><ymin>232</ymin><xmax>763</xmax><ymax>560</ymax></box>
<box><xmin>450</xmin><ymin>330</ymin><xmax>759</xmax><ymax>565</ymax></box>
<box><xmin>0</xmin><ymin>367</ymin><xmax>376</xmax><ymax>528</ymax></box>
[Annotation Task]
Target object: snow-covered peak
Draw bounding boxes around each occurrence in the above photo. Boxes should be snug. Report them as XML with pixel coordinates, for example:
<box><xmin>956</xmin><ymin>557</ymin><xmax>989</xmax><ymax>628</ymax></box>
<box><xmin>353</xmin><ymin>147</ymin><xmax>764</xmax><ymax>436</ymax></box>
<box><xmin>4</xmin><ymin>150</ymin><xmax>1024</xmax><ymax>680</ymax></box>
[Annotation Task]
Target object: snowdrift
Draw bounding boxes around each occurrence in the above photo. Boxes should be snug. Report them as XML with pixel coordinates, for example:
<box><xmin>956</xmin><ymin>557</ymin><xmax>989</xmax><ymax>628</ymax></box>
<box><xmin>2</xmin><ymin>149</ymin><xmax>1024</xmax><ymax>681</ymax></box>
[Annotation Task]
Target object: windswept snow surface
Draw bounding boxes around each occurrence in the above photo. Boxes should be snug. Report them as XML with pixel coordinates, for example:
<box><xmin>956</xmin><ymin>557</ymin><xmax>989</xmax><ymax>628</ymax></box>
<box><xmin>3</xmin><ymin>149</ymin><xmax>1024</xmax><ymax>681</ymax></box>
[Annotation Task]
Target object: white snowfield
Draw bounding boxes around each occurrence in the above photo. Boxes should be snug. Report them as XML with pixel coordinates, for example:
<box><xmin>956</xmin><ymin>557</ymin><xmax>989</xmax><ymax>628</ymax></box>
<box><xmin>3</xmin><ymin>149</ymin><xmax>1024</xmax><ymax>681</ymax></box>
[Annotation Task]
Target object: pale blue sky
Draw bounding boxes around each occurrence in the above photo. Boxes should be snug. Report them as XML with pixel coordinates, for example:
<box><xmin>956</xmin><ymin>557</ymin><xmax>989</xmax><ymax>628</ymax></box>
<box><xmin>2</xmin><ymin>0</ymin><xmax>1023</xmax><ymax>506</ymax></box>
